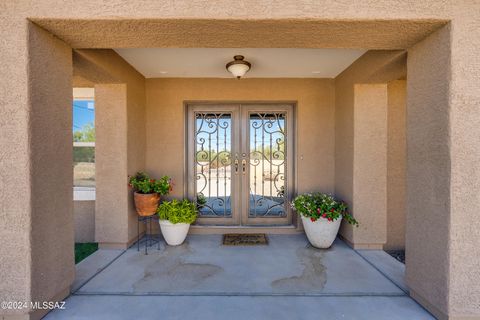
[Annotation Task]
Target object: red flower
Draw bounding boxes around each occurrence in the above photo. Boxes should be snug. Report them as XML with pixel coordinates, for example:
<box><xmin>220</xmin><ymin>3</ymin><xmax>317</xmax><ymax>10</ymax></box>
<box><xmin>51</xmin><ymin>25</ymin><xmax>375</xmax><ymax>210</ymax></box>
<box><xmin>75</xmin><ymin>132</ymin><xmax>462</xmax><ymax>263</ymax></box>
<box><xmin>330</xmin><ymin>208</ymin><xmax>334</xmax><ymax>212</ymax></box>
<box><xmin>310</xmin><ymin>217</ymin><xmax>316</xmax><ymax>222</ymax></box>
<box><xmin>328</xmin><ymin>217</ymin><xmax>333</xmax><ymax>222</ymax></box>
<box><xmin>317</xmin><ymin>208</ymin><xmax>321</xmax><ymax>213</ymax></box>
<box><xmin>322</xmin><ymin>213</ymin><xmax>327</xmax><ymax>218</ymax></box>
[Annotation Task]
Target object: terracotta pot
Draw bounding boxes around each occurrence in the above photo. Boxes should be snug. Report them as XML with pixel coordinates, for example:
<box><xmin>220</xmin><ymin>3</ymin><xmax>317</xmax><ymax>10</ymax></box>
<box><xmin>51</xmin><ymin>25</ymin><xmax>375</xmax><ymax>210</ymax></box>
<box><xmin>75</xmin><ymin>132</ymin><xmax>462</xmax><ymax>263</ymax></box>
<box><xmin>133</xmin><ymin>192</ymin><xmax>160</xmax><ymax>216</ymax></box>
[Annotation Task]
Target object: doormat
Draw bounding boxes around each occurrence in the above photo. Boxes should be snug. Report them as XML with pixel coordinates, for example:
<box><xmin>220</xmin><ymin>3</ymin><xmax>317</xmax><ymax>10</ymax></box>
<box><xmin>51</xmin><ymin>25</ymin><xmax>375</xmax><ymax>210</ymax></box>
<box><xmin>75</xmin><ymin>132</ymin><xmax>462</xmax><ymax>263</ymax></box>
<box><xmin>223</xmin><ymin>234</ymin><xmax>268</xmax><ymax>246</ymax></box>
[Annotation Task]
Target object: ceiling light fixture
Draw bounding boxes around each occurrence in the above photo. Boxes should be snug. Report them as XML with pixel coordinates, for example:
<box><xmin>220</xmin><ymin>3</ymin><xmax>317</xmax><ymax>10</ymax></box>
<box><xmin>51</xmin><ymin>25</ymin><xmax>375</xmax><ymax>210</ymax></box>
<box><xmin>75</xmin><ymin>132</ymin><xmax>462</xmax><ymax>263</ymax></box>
<box><xmin>226</xmin><ymin>55</ymin><xmax>251</xmax><ymax>79</ymax></box>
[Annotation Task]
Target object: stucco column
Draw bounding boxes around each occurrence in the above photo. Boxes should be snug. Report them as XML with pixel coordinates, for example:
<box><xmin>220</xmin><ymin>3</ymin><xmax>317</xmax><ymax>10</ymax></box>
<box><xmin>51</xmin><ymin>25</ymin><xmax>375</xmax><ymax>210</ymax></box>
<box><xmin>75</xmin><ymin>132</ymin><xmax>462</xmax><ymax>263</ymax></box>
<box><xmin>385</xmin><ymin>80</ymin><xmax>406</xmax><ymax>250</ymax></box>
<box><xmin>0</xmin><ymin>23</ymin><xmax>74</xmax><ymax>319</ymax></box>
<box><xmin>94</xmin><ymin>84</ymin><xmax>134</xmax><ymax>249</ymax></box>
<box><xmin>340</xmin><ymin>84</ymin><xmax>388</xmax><ymax>249</ymax></box>
<box><xmin>406</xmin><ymin>22</ymin><xmax>480</xmax><ymax>319</ymax></box>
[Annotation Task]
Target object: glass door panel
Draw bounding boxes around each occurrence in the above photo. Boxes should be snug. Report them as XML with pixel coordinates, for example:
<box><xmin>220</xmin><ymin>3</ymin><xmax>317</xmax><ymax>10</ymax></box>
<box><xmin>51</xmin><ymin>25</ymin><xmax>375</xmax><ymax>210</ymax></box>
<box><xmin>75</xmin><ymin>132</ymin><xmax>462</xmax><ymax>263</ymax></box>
<box><xmin>248</xmin><ymin>113</ymin><xmax>287</xmax><ymax>218</ymax></box>
<box><xmin>187</xmin><ymin>104</ymin><xmax>292</xmax><ymax>226</ymax></box>
<box><xmin>187</xmin><ymin>105</ymin><xmax>240</xmax><ymax>226</ymax></box>
<box><xmin>195</xmin><ymin>113</ymin><xmax>233</xmax><ymax>217</ymax></box>
<box><xmin>241</xmin><ymin>104</ymin><xmax>292</xmax><ymax>226</ymax></box>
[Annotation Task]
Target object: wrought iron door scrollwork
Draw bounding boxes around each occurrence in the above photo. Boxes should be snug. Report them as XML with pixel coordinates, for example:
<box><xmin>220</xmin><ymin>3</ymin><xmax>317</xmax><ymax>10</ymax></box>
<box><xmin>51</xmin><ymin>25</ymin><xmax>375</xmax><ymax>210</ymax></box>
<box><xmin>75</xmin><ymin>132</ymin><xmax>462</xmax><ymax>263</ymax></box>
<box><xmin>249</xmin><ymin>112</ymin><xmax>287</xmax><ymax>217</ymax></box>
<box><xmin>195</xmin><ymin>113</ymin><xmax>232</xmax><ymax>217</ymax></box>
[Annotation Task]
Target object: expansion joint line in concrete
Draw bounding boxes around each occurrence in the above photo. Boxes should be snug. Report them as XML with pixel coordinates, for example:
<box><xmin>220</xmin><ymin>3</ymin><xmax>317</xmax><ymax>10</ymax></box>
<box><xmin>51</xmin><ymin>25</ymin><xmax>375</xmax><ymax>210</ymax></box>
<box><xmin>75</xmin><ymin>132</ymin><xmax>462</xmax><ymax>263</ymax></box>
<box><xmin>352</xmin><ymin>250</ymin><xmax>408</xmax><ymax>295</ymax></box>
<box><xmin>72</xmin><ymin>249</ymin><xmax>129</xmax><ymax>294</ymax></box>
<box><xmin>72</xmin><ymin>292</ymin><xmax>407</xmax><ymax>297</ymax></box>
<box><xmin>351</xmin><ymin>250</ymin><xmax>435</xmax><ymax>318</ymax></box>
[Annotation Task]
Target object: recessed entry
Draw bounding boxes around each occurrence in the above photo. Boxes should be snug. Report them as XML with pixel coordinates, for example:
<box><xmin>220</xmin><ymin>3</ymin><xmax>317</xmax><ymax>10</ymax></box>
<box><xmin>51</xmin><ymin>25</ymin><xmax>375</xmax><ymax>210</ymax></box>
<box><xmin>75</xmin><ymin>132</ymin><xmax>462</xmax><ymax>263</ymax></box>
<box><xmin>114</xmin><ymin>48</ymin><xmax>366</xmax><ymax>78</ymax></box>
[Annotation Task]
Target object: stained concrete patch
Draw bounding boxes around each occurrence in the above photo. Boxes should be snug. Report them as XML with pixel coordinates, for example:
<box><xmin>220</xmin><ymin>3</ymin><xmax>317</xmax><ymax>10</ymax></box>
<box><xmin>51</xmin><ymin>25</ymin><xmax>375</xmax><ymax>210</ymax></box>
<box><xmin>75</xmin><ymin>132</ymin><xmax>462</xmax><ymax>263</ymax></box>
<box><xmin>271</xmin><ymin>246</ymin><xmax>327</xmax><ymax>292</ymax></box>
<box><xmin>76</xmin><ymin>235</ymin><xmax>403</xmax><ymax>295</ymax></box>
<box><xmin>133</xmin><ymin>242</ymin><xmax>223</xmax><ymax>292</ymax></box>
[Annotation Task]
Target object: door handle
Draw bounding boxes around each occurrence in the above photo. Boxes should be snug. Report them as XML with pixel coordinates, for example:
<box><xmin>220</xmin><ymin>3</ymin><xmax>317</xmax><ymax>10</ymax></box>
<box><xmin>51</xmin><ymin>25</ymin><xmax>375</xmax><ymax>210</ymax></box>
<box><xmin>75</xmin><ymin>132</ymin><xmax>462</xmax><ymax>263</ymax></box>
<box><xmin>234</xmin><ymin>159</ymin><xmax>239</xmax><ymax>174</ymax></box>
<box><xmin>242</xmin><ymin>159</ymin><xmax>247</xmax><ymax>174</ymax></box>
<box><xmin>234</xmin><ymin>154</ymin><xmax>239</xmax><ymax>174</ymax></box>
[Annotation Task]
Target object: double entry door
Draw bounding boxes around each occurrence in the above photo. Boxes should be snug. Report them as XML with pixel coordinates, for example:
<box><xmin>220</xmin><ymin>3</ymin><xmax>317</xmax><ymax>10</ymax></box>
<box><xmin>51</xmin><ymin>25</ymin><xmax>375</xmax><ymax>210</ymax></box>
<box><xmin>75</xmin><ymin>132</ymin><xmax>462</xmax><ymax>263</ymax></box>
<box><xmin>187</xmin><ymin>103</ymin><xmax>294</xmax><ymax>226</ymax></box>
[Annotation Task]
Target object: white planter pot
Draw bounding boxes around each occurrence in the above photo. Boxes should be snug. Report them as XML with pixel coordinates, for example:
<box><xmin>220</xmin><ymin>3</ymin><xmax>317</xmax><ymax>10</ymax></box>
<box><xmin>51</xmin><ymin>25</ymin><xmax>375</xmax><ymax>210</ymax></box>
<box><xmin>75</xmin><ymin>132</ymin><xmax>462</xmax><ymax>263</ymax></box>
<box><xmin>159</xmin><ymin>220</ymin><xmax>190</xmax><ymax>246</ymax></box>
<box><xmin>301</xmin><ymin>215</ymin><xmax>342</xmax><ymax>249</ymax></box>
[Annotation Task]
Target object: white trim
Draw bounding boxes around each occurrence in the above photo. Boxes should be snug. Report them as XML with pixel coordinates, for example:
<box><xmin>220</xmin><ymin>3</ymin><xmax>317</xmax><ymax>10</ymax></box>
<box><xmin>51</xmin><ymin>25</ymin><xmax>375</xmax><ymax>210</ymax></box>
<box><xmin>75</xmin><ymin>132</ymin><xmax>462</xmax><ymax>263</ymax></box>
<box><xmin>73</xmin><ymin>142</ymin><xmax>95</xmax><ymax>147</ymax></box>
<box><xmin>74</xmin><ymin>187</ymin><xmax>96</xmax><ymax>201</ymax></box>
<box><xmin>73</xmin><ymin>87</ymin><xmax>95</xmax><ymax>100</ymax></box>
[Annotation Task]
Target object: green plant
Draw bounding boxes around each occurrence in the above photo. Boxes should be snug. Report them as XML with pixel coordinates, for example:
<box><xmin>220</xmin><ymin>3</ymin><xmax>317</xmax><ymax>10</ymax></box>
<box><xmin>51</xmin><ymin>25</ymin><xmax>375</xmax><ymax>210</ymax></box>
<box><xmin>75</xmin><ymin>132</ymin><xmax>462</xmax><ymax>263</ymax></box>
<box><xmin>196</xmin><ymin>193</ymin><xmax>207</xmax><ymax>207</ymax></box>
<box><xmin>157</xmin><ymin>199</ymin><xmax>198</xmax><ymax>224</ymax></box>
<box><xmin>128</xmin><ymin>172</ymin><xmax>172</xmax><ymax>195</ymax></box>
<box><xmin>291</xmin><ymin>192</ymin><xmax>359</xmax><ymax>226</ymax></box>
<box><xmin>74</xmin><ymin>242</ymin><xmax>98</xmax><ymax>264</ymax></box>
<box><xmin>73</xmin><ymin>123</ymin><xmax>95</xmax><ymax>142</ymax></box>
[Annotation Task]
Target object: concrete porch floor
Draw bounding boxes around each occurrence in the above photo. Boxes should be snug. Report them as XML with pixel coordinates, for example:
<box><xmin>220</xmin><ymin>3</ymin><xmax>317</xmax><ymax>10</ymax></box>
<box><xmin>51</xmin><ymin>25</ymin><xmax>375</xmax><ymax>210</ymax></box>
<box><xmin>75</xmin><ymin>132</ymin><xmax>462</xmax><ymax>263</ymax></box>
<box><xmin>46</xmin><ymin>235</ymin><xmax>434</xmax><ymax>319</ymax></box>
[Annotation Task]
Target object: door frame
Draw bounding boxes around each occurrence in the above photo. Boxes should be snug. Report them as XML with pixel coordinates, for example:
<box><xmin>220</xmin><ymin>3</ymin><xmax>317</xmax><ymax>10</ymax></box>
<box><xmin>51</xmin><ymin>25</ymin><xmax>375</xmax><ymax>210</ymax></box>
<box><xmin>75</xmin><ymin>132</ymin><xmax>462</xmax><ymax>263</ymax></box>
<box><xmin>184</xmin><ymin>101</ymin><xmax>298</xmax><ymax>229</ymax></box>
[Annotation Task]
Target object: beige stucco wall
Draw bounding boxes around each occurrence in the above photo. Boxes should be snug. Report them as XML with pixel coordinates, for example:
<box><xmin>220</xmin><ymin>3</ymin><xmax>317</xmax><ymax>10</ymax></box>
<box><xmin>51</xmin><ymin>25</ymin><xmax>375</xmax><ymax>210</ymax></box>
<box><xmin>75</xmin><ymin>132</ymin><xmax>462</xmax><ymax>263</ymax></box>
<box><xmin>94</xmin><ymin>84</ymin><xmax>130</xmax><ymax>246</ymax></box>
<box><xmin>352</xmin><ymin>84</ymin><xmax>388</xmax><ymax>248</ymax></box>
<box><xmin>385</xmin><ymin>80</ymin><xmax>406</xmax><ymax>250</ymax></box>
<box><xmin>145</xmin><ymin>78</ymin><xmax>336</xmax><ymax>203</ymax></box>
<box><xmin>335</xmin><ymin>61</ymin><xmax>407</xmax><ymax>251</ymax></box>
<box><xmin>0</xmin><ymin>21</ymin><xmax>75</xmax><ymax>319</ymax></box>
<box><xmin>29</xmin><ymin>23</ymin><xmax>75</xmax><ymax>319</ymax></box>
<box><xmin>74</xmin><ymin>201</ymin><xmax>95</xmax><ymax>243</ymax></box>
<box><xmin>406</xmin><ymin>18</ymin><xmax>480</xmax><ymax>318</ymax></box>
<box><xmin>73</xmin><ymin>49</ymin><xmax>146</xmax><ymax>248</ymax></box>
<box><xmin>448</xmin><ymin>4</ymin><xmax>480</xmax><ymax>317</ymax></box>
<box><xmin>335</xmin><ymin>51</ymin><xmax>405</xmax><ymax>249</ymax></box>
<box><xmin>2</xmin><ymin>2</ymin><xmax>480</xmax><ymax>319</ymax></box>
<box><xmin>406</xmin><ymin>25</ymin><xmax>452</xmax><ymax>319</ymax></box>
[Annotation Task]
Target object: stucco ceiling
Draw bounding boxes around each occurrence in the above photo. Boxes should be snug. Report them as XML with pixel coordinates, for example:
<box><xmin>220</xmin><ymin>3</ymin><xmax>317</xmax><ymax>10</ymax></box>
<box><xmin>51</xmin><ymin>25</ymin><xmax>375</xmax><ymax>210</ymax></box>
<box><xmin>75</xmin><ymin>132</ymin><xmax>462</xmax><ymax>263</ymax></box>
<box><xmin>114</xmin><ymin>48</ymin><xmax>366</xmax><ymax>78</ymax></box>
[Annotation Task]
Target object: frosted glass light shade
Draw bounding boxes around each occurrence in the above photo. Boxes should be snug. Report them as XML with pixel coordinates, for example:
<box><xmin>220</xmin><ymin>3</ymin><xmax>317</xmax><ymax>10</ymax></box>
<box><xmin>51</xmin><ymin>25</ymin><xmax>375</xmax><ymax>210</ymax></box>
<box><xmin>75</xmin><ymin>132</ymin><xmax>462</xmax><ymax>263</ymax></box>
<box><xmin>227</xmin><ymin>64</ymin><xmax>250</xmax><ymax>78</ymax></box>
<box><xmin>226</xmin><ymin>55</ymin><xmax>251</xmax><ymax>79</ymax></box>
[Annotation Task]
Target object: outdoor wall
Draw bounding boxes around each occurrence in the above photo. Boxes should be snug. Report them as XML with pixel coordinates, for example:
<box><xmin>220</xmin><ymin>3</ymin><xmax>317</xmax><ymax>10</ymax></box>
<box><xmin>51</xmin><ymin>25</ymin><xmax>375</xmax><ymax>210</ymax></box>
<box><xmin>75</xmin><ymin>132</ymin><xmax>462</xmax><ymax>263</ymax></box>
<box><xmin>352</xmin><ymin>84</ymin><xmax>388</xmax><ymax>248</ymax></box>
<box><xmin>73</xmin><ymin>49</ymin><xmax>146</xmax><ymax>248</ymax></box>
<box><xmin>145</xmin><ymin>78</ymin><xmax>335</xmax><ymax>203</ymax></box>
<box><xmin>73</xmin><ymin>201</ymin><xmax>95</xmax><ymax>243</ymax></box>
<box><xmin>386</xmin><ymin>80</ymin><xmax>406</xmax><ymax>250</ymax></box>
<box><xmin>335</xmin><ymin>51</ymin><xmax>406</xmax><ymax>249</ymax></box>
<box><xmin>406</xmin><ymin>18</ymin><xmax>480</xmax><ymax>319</ymax></box>
<box><xmin>0</xmin><ymin>21</ymin><xmax>75</xmax><ymax>319</ymax></box>
<box><xmin>2</xmin><ymin>2</ymin><xmax>480</xmax><ymax>319</ymax></box>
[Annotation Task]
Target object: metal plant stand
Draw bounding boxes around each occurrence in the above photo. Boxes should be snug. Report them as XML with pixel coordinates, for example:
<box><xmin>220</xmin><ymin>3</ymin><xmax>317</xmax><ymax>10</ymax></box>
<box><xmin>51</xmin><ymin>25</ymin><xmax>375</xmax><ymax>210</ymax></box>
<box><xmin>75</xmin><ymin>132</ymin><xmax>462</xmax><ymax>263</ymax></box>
<box><xmin>137</xmin><ymin>215</ymin><xmax>161</xmax><ymax>254</ymax></box>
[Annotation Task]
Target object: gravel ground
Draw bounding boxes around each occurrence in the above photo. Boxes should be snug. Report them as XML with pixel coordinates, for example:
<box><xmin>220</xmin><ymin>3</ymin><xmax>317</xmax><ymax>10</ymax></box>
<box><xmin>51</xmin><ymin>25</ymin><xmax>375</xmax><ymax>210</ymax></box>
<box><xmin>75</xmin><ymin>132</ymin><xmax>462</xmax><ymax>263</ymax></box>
<box><xmin>386</xmin><ymin>250</ymin><xmax>405</xmax><ymax>264</ymax></box>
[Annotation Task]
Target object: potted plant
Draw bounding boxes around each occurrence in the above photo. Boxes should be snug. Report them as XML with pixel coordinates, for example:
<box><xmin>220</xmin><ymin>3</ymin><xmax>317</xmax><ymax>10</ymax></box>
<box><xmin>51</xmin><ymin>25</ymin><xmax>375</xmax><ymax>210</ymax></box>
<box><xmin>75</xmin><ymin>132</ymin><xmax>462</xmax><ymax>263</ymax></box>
<box><xmin>292</xmin><ymin>193</ymin><xmax>358</xmax><ymax>249</ymax></box>
<box><xmin>157</xmin><ymin>199</ymin><xmax>198</xmax><ymax>246</ymax></box>
<box><xmin>129</xmin><ymin>172</ymin><xmax>172</xmax><ymax>216</ymax></box>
